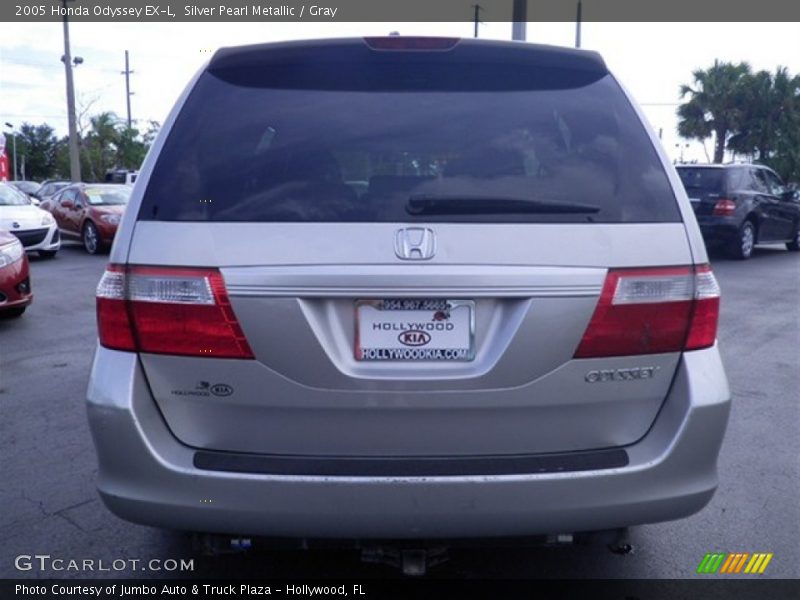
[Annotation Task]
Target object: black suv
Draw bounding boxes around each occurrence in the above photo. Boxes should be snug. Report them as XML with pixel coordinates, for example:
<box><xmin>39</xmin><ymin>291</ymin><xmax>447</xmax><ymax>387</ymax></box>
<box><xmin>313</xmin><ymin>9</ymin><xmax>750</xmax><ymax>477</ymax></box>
<box><xmin>676</xmin><ymin>163</ymin><xmax>800</xmax><ymax>259</ymax></box>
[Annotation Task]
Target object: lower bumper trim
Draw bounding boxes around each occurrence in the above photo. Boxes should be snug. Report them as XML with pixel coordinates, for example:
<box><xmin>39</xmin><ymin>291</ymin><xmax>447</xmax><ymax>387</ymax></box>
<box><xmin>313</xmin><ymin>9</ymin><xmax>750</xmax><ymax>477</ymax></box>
<box><xmin>193</xmin><ymin>448</ymin><xmax>629</xmax><ymax>477</ymax></box>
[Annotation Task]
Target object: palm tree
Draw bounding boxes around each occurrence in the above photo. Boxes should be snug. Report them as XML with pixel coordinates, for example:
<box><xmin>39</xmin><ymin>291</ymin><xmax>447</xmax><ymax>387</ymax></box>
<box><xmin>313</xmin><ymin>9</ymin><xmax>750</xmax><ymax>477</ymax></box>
<box><xmin>729</xmin><ymin>67</ymin><xmax>798</xmax><ymax>161</ymax></box>
<box><xmin>765</xmin><ymin>69</ymin><xmax>800</xmax><ymax>182</ymax></box>
<box><xmin>82</xmin><ymin>112</ymin><xmax>121</xmax><ymax>181</ymax></box>
<box><xmin>727</xmin><ymin>67</ymin><xmax>800</xmax><ymax>181</ymax></box>
<box><xmin>677</xmin><ymin>60</ymin><xmax>751</xmax><ymax>163</ymax></box>
<box><xmin>727</xmin><ymin>69</ymin><xmax>774</xmax><ymax>161</ymax></box>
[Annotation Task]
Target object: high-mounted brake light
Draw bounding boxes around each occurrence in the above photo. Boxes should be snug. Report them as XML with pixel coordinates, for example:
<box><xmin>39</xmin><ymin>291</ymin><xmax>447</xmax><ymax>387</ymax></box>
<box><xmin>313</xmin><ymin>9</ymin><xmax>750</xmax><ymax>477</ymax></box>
<box><xmin>574</xmin><ymin>265</ymin><xmax>720</xmax><ymax>358</ymax></box>
<box><xmin>363</xmin><ymin>37</ymin><xmax>460</xmax><ymax>51</ymax></box>
<box><xmin>96</xmin><ymin>265</ymin><xmax>254</xmax><ymax>359</ymax></box>
<box><xmin>712</xmin><ymin>199</ymin><xmax>736</xmax><ymax>216</ymax></box>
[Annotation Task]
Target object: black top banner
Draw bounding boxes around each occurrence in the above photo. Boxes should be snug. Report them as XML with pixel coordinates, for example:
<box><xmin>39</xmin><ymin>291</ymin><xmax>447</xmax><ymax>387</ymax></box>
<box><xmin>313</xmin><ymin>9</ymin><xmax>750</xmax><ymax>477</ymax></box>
<box><xmin>4</xmin><ymin>0</ymin><xmax>800</xmax><ymax>22</ymax></box>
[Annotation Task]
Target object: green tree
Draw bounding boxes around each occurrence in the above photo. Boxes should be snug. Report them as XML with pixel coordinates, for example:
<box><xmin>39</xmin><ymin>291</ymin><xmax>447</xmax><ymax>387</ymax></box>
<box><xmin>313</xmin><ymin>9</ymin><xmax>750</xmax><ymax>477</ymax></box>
<box><xmin>13</xmin><ymin>123</ymin><xmax>59</xmax><ymax>181</ymax></box>
<box><xmin>677</xmin><ymin>60</ymin><xmax>752</xmax><ymax>163</ymax></box>
<box><xmin>115</xmin><ymin>126</ymin><xmax>145</xmax><ymax>170</ymax></box>
<box><xmin>726</xmin><ymin>67</ymin><xmax>800</xmax><ymax>182</ymax></box>
<box><xmin>730</xmin><ymin>69</ymin><xmax>795</xmax><ymax>155</ymax></box>
<box><xmin>81</xmin><ymin>112</ymin><xmax>122</xmax><ymax>181</ymax></box>
<box><xmin>53</xmin><ymin>136</ymin><xmax>71</xmax><ymax>179</ymax></box>
<box><xmin>23</xmin><ymin>112</ymin><xmax>157</xmax><ymax>181</ymax></box>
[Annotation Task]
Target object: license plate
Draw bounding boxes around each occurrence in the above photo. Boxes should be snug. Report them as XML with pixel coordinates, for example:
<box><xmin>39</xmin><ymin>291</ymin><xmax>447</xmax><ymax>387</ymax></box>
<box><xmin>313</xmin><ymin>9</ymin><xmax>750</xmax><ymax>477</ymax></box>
<box><xmin>355</xmin><ymin>299</ymin><xmax>475</xmax><ymax>361</ymax></box>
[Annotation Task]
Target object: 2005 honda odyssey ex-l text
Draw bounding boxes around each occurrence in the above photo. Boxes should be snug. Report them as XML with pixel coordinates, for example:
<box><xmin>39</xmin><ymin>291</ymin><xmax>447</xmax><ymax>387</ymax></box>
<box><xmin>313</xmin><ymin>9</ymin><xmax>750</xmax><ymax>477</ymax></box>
<box><xmin>87</xmin><ymin>37</ymin><xmax>731</xmax><ymax>549</ymax></box>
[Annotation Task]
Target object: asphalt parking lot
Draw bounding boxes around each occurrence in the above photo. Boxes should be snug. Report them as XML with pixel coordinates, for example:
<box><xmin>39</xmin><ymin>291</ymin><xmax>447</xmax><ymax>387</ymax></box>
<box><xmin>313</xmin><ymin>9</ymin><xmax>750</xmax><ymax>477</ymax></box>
<box><xmin>1</xmin><ymin>242</ymin><xmax>798</xmax><ymax>579</ymax></box>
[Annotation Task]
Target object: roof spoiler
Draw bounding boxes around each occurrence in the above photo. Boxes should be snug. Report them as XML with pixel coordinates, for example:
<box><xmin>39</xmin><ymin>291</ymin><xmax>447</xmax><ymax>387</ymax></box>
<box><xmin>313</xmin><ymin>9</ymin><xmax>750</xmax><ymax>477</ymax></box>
<box><xmin>208</xmin><ymin>37</ymin><xmax>608</xmax><ymax>76</ymax></box>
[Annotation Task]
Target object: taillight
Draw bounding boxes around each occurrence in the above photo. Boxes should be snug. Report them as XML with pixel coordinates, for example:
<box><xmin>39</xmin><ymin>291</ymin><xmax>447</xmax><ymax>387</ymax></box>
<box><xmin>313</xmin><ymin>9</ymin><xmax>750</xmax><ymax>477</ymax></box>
<box><xmin>684</xmin><ymin>265</ymin><xmax>721</xmax><ymax>350</ymax></box>
<box><xmin>96</xmin><ymin>265</ymin><xmax>136</xmax><ymax>351</ymax></box>
<box><xmin>96</xmin><ymin>265</ymin><xmax>254</xmax><ymax>359</ymax></box>
<box><xmin>574</xmin><ymin>265</ymin><xmax>720</xmax><ymax>358</ymax></box>
<box><xmin>712</xmin><ymin>199</ymin><xmax>736</xmax><ymax>216</ymax></box>
<box><xmin>363</xmin><ymin>37</ymin><xmax>460</xmax><ymax>51</ymax></box>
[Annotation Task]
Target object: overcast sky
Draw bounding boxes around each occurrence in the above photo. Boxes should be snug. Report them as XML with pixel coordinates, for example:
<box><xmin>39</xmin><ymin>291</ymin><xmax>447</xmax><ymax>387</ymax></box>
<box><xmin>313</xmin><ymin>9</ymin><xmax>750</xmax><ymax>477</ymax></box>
<box><xmin>1</xmin><ymin>21</ymin><xmax>798</xmax><ymax>163</ymax></box>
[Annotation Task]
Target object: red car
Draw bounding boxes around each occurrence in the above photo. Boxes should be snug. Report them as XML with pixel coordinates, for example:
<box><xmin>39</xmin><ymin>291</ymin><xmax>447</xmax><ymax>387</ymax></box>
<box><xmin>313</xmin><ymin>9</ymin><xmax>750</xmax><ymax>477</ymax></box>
<box><xmin>49</xmin><ymin>184</ymin><xmax>131</xmax><ymax>254</ymax></box>
<box><xmin>0</xmin><ymin>229</ymin><xmax>32</xmax><ymax>318</ymax></box>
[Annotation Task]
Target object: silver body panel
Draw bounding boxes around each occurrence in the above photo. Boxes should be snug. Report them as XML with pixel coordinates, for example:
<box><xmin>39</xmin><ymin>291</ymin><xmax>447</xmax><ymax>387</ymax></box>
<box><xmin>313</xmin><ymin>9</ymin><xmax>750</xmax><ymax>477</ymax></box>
<box><xmin>88</xmin><ymin>346</ymin><xmax>730</xmax><ymax>538</ymax></box>
<box><xmin>128</xmin><ymin>222</ymin><xmax>690</xmax><ymax>456</ymax></box>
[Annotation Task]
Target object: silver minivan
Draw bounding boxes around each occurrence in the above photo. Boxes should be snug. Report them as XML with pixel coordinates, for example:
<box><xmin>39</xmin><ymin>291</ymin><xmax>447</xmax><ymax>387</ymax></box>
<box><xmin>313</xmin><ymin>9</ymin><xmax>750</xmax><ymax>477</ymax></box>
<box><xmin>88</xmin><ymin>37</ymin><xmax>730</xmax><ymax>548</ymax></box>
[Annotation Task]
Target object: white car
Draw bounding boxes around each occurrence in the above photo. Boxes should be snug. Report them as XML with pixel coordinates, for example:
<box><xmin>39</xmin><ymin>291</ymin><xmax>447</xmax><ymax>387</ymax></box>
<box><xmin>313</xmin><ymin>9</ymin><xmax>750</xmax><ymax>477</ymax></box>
<box><xmin>0</xmin><ymin>183</ymin><xmax>60</xmax><ymax>258</ymax></box>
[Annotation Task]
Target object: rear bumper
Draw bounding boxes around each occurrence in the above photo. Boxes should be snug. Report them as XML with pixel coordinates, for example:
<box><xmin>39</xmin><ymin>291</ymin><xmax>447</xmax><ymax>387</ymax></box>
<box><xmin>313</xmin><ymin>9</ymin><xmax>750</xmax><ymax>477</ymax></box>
<box><xmin>695</xmin><ymin>216</ymin><xmax>742</xmax><ymax>245</ymax></box>
<box><xmin>87</xmin><ymin>346</ymin><xmax>731</xmax><ymax>539</ymax></box>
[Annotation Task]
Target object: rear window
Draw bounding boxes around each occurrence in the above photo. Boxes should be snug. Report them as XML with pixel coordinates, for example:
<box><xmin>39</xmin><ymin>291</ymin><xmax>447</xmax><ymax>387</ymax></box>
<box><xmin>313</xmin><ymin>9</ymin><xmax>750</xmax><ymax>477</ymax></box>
<box><xmin>140</xmin><ymin>59</ymin><xmax>679</xmax><ymax>224</ymax></box>
<box><xmin>677</xmin><ymin>167</ymin><xmax>728</xmax><ymax>195</ymax></box>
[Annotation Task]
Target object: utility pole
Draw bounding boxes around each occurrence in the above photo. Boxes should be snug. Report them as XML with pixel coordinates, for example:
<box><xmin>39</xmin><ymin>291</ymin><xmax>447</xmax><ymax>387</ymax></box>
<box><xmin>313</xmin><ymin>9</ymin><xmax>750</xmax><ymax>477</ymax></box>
<box><xmin>575</xmin><ymin>0</ymin><xmax>582</xmax><ymax>48</ymax></box>
<box><xmin>10</xmin><ymin>132</ymin><xmax>16</xmax><ymax>181</ymax></box>
<box><xmin>4</xmin><ymin>124</ymin><xmax>17</xmax><ymax>181</ymax></box>
<box><xmin>511</xmin><ymin>0</ymin><xmax>526</xmax><ymax>41</ymax></box>
<box><xmin>472</xmin><ymin>4</ymin><xmax>482</xmax><ymax>38</ymax></box>
<box><xmin>122</xmin><ymin>50</ymin><xmax>134</xmax><ymax>129</ymax></box>
<box><xmin>61</xmin><ymin>0</ymin><xmax>81</xmax><ymax>182</ymax></box>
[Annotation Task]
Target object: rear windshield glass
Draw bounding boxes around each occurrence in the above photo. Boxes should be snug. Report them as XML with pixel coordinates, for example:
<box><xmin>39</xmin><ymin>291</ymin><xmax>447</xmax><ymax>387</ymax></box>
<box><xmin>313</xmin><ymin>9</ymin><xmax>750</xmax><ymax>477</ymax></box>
<box><xmin>677</xmin><ymin>168</ymin><xmax>727</xmax><ymax>195</ymax></box>
<box><xmin>139</xmin><ymin>66</ymin><xmax>679</xmax><ymax>223</ymax></box>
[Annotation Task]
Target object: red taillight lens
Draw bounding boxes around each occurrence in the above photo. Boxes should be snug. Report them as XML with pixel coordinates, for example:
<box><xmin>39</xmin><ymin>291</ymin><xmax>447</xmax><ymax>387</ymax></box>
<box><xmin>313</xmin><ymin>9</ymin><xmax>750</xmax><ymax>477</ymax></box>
<box><xmin>363</xmin><ymin>36</ymin><xmax>460</xmax><ymax>51</ymax></box>
<box><xmin>685</xmin><ymin>265</ymin><xmax>720</xmax><ymax>350</ymax></box>
<box><xmin>96</xmin><ymin>265</ymin><xmax>136</xmax><ymax>352</ymax></box>
<box><xmin>96</xmin><ymin>265</ymin><xmax>254</xmax><ymax>359</ymax></box>
<box><xmin>712</xmin><ymin>199</ymin><xmax>736</xmax><ymax>216</ymax></box>
<box><xmin>574</xmin><ymin>265</ymin><xmax>720</xmax><ymax>358</ymax></box>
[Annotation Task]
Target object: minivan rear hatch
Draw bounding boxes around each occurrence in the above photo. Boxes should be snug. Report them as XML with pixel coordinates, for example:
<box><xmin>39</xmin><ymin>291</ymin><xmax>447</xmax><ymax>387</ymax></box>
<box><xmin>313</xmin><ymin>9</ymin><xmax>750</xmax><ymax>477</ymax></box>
<box><xmin>122</xmin><ymin>38</ymin><xmax>702</xmax><ymax>460</ymax></box>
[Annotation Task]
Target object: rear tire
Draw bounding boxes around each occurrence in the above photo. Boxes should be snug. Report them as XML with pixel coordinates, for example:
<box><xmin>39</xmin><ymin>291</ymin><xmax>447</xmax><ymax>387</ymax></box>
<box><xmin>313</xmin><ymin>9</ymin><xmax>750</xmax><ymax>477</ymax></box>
<box><xmin>787</xmin><ymin>225</ymin><xmax>800</xmax><ymax>251</ymax></box>
<box><xmin>729</xmin><ymin>221</ymin><xmax>755</xmax><ymax>260</ymax></box>
<box><xmin>82</xmin><ymin>222</ymin><xmax>102</xmax><ymax>255</ymax></box>
<box><xmin>38</xmin><ymin>250</ymin><xmax>58</xmax><ymax>259</ymax></box>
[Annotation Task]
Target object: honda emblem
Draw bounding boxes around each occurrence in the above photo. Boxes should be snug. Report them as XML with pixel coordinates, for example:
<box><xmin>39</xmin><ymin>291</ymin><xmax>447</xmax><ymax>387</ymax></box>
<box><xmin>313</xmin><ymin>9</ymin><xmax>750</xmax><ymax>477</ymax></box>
<box><xmin>395</xmin><ymin>227</ymin><xmax>436</xmax><ymax>260</ymax></box>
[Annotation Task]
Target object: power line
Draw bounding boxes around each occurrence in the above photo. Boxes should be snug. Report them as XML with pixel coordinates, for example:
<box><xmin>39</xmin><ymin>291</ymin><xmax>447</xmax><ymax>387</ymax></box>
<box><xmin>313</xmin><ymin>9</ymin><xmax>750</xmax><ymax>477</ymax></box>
<box><xmin>0</xmin><ymin>59</ymin><xmax>62</xmax><ymax>70</ymax></box>
<box><xmin>2</xmin><ymin>113</ymin><xmax>66</xmax><ymax>119</ymax></box>
<box><xmin>0</xmin><ymin>58</ymin><xmax>117</xmax><ymax>73</ymax></box>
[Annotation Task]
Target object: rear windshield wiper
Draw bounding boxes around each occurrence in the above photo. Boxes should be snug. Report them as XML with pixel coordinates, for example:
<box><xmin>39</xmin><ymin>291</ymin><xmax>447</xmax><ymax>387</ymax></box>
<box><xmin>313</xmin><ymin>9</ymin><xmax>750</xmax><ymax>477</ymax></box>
<box><xmin>406</xmin><ymin>194</ymin><xmax>601</xmax><ymax>216</ymax></box>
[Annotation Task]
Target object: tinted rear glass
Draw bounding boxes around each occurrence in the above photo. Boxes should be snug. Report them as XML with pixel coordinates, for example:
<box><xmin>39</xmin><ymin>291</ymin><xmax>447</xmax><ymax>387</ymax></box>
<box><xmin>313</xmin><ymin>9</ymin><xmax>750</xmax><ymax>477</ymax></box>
<box><xmin>677</xmin><ymin>167</ymin><xmax>727</xmax><ymax>195</ymax></box>
<box><xmin>140</xmin><ymin>60</ymin><xmax>679</xmax><ymax>223</ymax></box>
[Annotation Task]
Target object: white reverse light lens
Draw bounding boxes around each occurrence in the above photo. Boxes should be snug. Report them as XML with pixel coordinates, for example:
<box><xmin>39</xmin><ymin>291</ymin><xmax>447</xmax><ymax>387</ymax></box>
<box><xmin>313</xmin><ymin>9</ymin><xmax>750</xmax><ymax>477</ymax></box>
<box><xmin>96</xmin><ymin>269</ymin><xmax>126</xmax><ymax>300</ymax></box>
<box><xmin>613</xmin><ymin>274</ymin><xmax>694</xmax><ymax>305</ymax></box>
<box><xmin>127</xmin><ymin>274</ymin><xmax>215</xmax><ymax>305</ymax></box>
<box><xmin>695</xmin><ymin>270</ymin><xmax>721</xmax><ymax>299</ymax></box>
